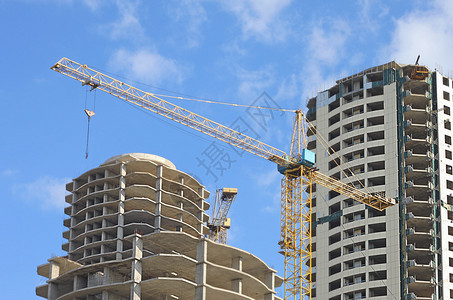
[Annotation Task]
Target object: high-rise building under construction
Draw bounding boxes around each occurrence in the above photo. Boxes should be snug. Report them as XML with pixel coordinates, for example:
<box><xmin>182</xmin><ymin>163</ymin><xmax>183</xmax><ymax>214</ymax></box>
<box><xmin>306</xmin><ymin>61</ymin><xmax>453</xmax><ymax>299</ymax></box>
<box><xmin>36</xmin><ymin>153</ymin><xmax>282</xmax><ymax>300</ymax></box>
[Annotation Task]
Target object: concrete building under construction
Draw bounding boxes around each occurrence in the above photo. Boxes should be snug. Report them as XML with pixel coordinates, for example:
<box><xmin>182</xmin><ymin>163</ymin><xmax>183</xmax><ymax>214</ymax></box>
<box><xmin>36</xmin><ymin>153</ymin><xmax>282</xmax><ymax>300</ymax></box>
<box><xmin>306</xmin><ymin>62</ymin><xmax>453</xmax><ymax>299</ymax></box>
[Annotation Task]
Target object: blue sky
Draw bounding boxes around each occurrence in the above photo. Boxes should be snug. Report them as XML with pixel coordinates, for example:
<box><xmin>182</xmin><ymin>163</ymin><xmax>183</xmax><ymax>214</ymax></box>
<box><xmin>1</xmin><ymin>0</ymin><xmax>453</xmax><ymax>298</ymax></box>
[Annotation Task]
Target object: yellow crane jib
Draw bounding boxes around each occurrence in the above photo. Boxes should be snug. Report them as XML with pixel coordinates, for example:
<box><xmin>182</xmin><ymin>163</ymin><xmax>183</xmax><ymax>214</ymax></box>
<box><xmin>51</xmin><ymin>58</ymin><xmax>289</xmax><ymax>166</ymax></box>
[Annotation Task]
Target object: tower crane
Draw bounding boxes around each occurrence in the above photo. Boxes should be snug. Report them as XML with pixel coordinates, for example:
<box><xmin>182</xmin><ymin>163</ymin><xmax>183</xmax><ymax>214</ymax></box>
<box><xmin>51</xmin><ymin>57</ymin><xmax>395</xmax><ymax>299</ymax></box>
<box><xmin>207</xmin><ymin>187</ymin><xmax>238</xmax><ymax>244</ymax></box>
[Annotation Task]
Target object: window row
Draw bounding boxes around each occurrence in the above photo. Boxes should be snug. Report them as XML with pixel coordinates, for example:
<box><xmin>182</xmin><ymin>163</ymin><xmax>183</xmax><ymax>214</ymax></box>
<box><xmin>329</xmin><ymin>162</ymin><xmax>385</xmax><ymax>178</ymax></box>
<box><xmin>329</xmin><ymin>255</ymin><xmax>387</xmax><ymax>276</ymax></box>
<box><xmin>328</xmin><ymin>117</ymin><xmax>384</xmax><ymax>140</ymax></box>
<box><xmin>327</xmin><ymin>145</ymin><xmax>385</xmax><ymax>169</ymax></box>
<box><xmin>328</xmin><ymin>239</ymin><xmax>386</xmax><ymax>260</ymax></box>
<box><xmin>328</xmin><ymin>283</ymin><xmax>388</xmax><ymax>298</ymax></box>
<box><xmin>327</xmin><ymin>208</ymin><xmax>385</xmax><ymax>230</ymax></box>
<box><xmin>328</xmin><ymin>101</ymin><xmax>384</xmax><ymax>125</ymax></box>
<box><xmin>329</xmin><ymin>223</ymin><xmax>386</xmax><ymax>245</ymax></box>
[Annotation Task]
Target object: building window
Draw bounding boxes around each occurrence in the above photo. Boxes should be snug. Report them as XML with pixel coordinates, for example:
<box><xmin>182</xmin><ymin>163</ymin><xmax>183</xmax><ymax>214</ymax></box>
<box><xmin>447</xmin><ymin>180</ymin><xmax>453</xmax><ymax>190</ymax></box>
<box><xmin>446</xmin><ymin>135</ymin><xmax>452</xmax><ymax>145</ymax></box>
<box><xmin>344</xmin><ymin>290</ymin><xmax>366</xmax><ymax>300</ymax></box>
<box><xmin>444</xmin><ymin>91</ymin><xmax>450</xmax><ymax>101</ymax></box>
<box><xmin>447</xmin><ymin>150</ymin><xmax>452</xmax><ymax>160</ymax></box>
<box><xmin>444</xmin><ymin>76</ymin><xmax>450</xmax><ymax>87</ymax></box>
<box><xmin>445</xmin><ymin>106</ymin><xmax>451</xmax><ymax>115</ymax></box>
<box><xmin>369</xmin><ymin>286</ymin><xmax>387</xmax><ymax>297</ymax></box>
<box><xmin>446</xmin><ymin>120</ymin><xmax>452</xmax><ymax>130</ymax></box>
<box><xmin>369</xmin><ymin>238</ymin><xmax>386</xmax><ymax>249</ymax></box>
<box><xmin>447</xmin><ymin>165</ymin><xmax>453</xmax><ymax>175</ymax></box>
<box><xmin>367</xmin><ymin>101</ymin><xmax>384</xmax><ymax>112</ymax></box>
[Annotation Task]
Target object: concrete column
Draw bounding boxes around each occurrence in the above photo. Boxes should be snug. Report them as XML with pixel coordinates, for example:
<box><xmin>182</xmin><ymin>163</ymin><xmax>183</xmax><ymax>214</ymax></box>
<box><xmin>130</xmin><ymin>234</ymin><xmax>143</xmax><ymax>300</ymax></box>
<box><xmin>69</xmin><ymin>185</ymin><xmax>78</xmax><ymax>258</ymax></box>
<box><xmin>49</xmin><ymin>261</ymin><xmax>60</xmax><ymax>279</ymax></box>
<box><xmin>101</xmin><ymin>290</ymin><xmax>109</xmax><ymax>300</ymax></box>
<box><xmin>231</xmin><ymin>254</ymin><xmax>243</xmax><ymax>294</ymax></box>
<box><xmin>232</xmin><ymin>278</ymin><xmax>242</xmax><ymax>293</ymax></box>
<box><xmin>103</xmin><ymin>267</ymin><xmax>112</xmax><ymax>284</ymax></box>
<box><xmin>116</xmin><ymin>163</ymin><xmax>126</xmax><ymax>260</ymax></box>
<box><xmin>47</xmin><ymin>282</ymin><xmax>58</xmax><ymax>300</ymax></box>
<box><xmin>264</xmin><ymin>292</ymin><xmax>275</xmax><ymax>300</ymax></box>
<box><xmin>73</xmin><ymin>275</ymin><xmax>80</xmax><ymax>291</ymax></box>
<box><xmin>154</xmin><ymin>165</ymin><xmax>163</xmax><ymax>231</ymax></box>
<box><xmin>195</xmin><ymin>239</ymin><xmax>207</xmax><ymax>300</ymax></box>
<box><xmin>47</xmin><ymin>261</ymin><xmax>60</xmax><ymax>300</ymax></box>
<box><xmin>264</xmin><ymin>271</ymin><xmax>276</xmax><ymax>300</ymax></box>
<box><xmin>177</xmin><ymin>213</ymin><xmax>183</xmax><ymax>222</ymax></box>
<box><xmin>264</xmin><ymin>271</ymin><xmax>275</xmax><ymax>289</ymax></box>
<box><xmin>100</xmin><ymin>245</ymin><xmax>106</xmax><ymax>263</ymax></box>
<box><xmin>179</xmin><ymin>177</ymin><xmax>184</xmax><ymax>198</ymax></box>
<box><xmin>232</xmin><ymin>256</ymin><xmax>242</xmax><ymax>271</ymax></box>
<box><xmin>197</xmin><ymin>188</ymin><xmax>205</xmax><ymax>237</ymax></box>
<box><xmin>101</xmin><ymin>218</ymin><xmax>107</xmax><ymax>230</ymax></box>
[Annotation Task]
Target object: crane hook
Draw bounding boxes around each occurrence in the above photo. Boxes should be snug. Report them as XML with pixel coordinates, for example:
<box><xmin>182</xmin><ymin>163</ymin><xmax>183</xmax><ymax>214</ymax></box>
<box><xmin>84</xmin><ymin>109</ymin><xmax>95</xmax><ymax>159</ymax></box>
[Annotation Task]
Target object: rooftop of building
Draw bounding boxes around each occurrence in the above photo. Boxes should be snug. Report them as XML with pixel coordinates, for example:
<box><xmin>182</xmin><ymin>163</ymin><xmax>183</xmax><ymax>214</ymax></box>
<box><xmin>102</xmin><ymin>153</ymin><xmax>177</xmax><ymax>170</ymax></box>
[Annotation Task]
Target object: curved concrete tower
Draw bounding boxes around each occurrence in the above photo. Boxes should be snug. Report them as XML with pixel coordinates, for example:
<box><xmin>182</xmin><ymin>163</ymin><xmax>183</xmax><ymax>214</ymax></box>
<box><xmin>36</xmin><ymin>153</ymin><xmax>282</xmax><ymax>300</ymax></box>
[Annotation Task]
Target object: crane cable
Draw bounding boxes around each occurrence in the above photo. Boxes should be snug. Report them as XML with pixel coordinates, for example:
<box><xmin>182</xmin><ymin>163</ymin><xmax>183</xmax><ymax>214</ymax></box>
<box><xmin>88</xmin><ymin>64</ymin><xmax>296</xmax><ymax>113</ymax></box>
<box><xmin>302</xmin><ymin>111</ymin><xmax>372</xmax><ymax>194</ymax></box>
<box><xmin>148</xmin><ymin>93</ymin><xmax>297</xmax><ymax>112</ymax></box>
<box><xmin>84</xmin><ymin>87</ymin><xmax>96</xmax><ymax>159</ymax></box>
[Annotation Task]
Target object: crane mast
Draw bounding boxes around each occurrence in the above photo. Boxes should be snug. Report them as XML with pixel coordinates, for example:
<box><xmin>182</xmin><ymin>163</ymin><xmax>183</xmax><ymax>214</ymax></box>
<box><xmin>52</xmin><ymin>57</ymin><xmax>395</xmax><ymax>299</ymax></box>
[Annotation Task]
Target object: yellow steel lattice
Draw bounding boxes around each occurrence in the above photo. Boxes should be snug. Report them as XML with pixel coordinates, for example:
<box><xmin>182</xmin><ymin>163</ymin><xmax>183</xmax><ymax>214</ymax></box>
<box><xmin>281</xmin><ymin>166</ymin><xmax>312</xmax><ymax>300</ymax></box>
<box><xmin>311</xmin><ymin>170</ymin><xmax>394</xmax><ymax>211</ymax></box>
<box><xmin>207</xmin><ymin>227</ymin><xmax>228</xmax><ymax>244</ymax></box>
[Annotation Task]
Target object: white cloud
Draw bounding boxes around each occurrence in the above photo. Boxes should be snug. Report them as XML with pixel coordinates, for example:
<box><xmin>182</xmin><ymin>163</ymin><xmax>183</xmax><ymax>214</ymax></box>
<box><xmin>172</xmin><ymin>0</ymin><xmax>208</xmax><ymax>48</ymax></box>
<box><xmin>235</xmin><ymin>65</ymin><xmax>275</xmax><ymax>99</ymax></box>
<box><xmin>39</xmin><ymin>0</ymin><xmax>104</xmax><ymax>11</ymax></box>
<box><xmin>261</xmin><ymin>189</ymin><xmax>281</xmax><ymax>213</ymax></box>
<box><xmin>109</xmin><ymin>48</ymin><xmax>183</xmax><ymax>85</ymax></box>
<box><xmin>307</xmin><ymin>19</ymin><xmax>351</xmax><ymax>65</ymax></box>
<box><xmin>1</xmin><ymin>169</ymin><xmax>19</xmax><ymax>176</ymax></box>
<box><xmin>15</xmin><ymin>176</ymin><xmax>70</xmax><ymax>210</ymax></box>
<box><xmin>220</xmin><ymin>0</ymin><xmax>293</xmax><ymax>42</ymax></box>
<box><xmin>102</xmin><ymin>0</ymin><xmax>144</xmax><ymax>41</ymax></box>
<box><xmin>256</xmin><ymin>169</ymin><xmax>280</xmax><ymax>186</ymax></box>
<box><xmin>81</xmin><ymin>0</ymin><xmax>103</xmax><ymax>11</ymax></box>
<box><xmin>300</xmin><ymin>19</ymin><xmax>351</xmax><ymax>98</ymax></box>
<box><xmin>384</xmin><ymin>0</ymin><xmax>453</xmax><ymax>71</ymax></box>
<box><xmin>275</xmin><ymin>74</ymin><xmax>300</xmax><ymax>105</ymax></box>
<box><xmin>221</xmin><ymin>40</ymin><xmax>247</xmax><ymax>57</ymax></box>
<box><xmin>357</xmin><ymin>0</ymin><xmax>389</xmax><ymax>33</ymax></box>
